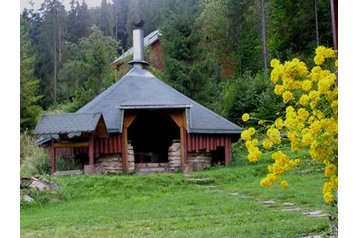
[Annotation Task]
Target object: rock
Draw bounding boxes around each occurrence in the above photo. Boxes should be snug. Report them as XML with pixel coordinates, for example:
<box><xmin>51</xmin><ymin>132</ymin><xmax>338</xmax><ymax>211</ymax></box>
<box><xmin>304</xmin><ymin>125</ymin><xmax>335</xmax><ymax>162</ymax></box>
<box><xmin>22</xmin><ymin>195</ymin><xmax>34</xmax><ymax>204</ymax></box>
<box><xmin>30</xmin><ymin>180</ymin><xmax>49</xmax><ymax>192</ymax></box>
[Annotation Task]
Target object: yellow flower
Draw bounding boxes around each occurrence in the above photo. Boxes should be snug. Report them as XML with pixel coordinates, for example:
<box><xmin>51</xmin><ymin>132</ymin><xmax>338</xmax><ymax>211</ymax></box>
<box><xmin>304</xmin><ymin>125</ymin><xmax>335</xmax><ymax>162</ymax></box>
<box><xmin>242</xmin><ymin>113</ymin><xmax>250</xmax><ymax>122</ymax></box>
<box><xmin>335</xmin><ymin>59</ymin><xmax>338</xmax><ymax>68</ymax></box>
<box><xmin>282</xmin><ymin>91</ymin><xmax>294</xmax><ymax>103</ymax></box>
<box><xmin>260</xmin><ymin>177</ymin><xmax>272</xmax><ymax>188</ymax></box>
<box><xmin>314</xmin><ymin>54</ymin><xmax>324</xmax><ymax>65</ymax></box>
<box><xmin>262</xmin><ymin>139</ymin><xmax>273</xmax><ymax>149</ymax></box>
<box><xmin>299</xmin><ymin>94</ymin><xmax>310</xmax><ymax>106</ymax></box>
<box><xmin>297</xmin><ymin>108</ymin><xmax>310</xmax><ymax>121</ymax></box>
<box><xmin>309</xmin><ymin>90</ymin><xmax>320</xmax><ymax>102</ymax></box>
<box><xmin>302</xmin><ymin>132</ymin><xmax>314</xmax><ymax>145</ymax></box>
<box><xmin>274</xmin><ymin>118</ymin><xmax>284</xmax><ymax>130</ymax></box>
<box><xmin>248</xmin><ymin>127</ymin><xmax>256</xmax><ymax>136</ymax></box>
<box><xmin>324</xmin><ymin>164</ymin><xmax>337</xmax><ymax>177</ymax></box>
<box><xmin>280</xmin><ymin>180</ymin><xmax>289</xmax><ymax>189</ymax></box>
<box><xmin>330</xmin><ymin>100</ymin><xmax>338</xmax><ymax>112</ymax></box>
<box><xmin>314</xmin><ymin>46</ymin><xmax>336</xmax><ymax>66</ymax></box>
<box><xmin>302</xmin><ymin>80</ymin><xmax>312</xmax><ymax>92</ymax></box>
<box><xmin>270</xmin><ymin>59</ymin><xmax>280</xmax><ymax>68</ymax></box>
<box><xmin>274</xmin><ymin>84</ymin><xmax>285</xmax><ymax>95</ymax></box>
<box><xmin>267</xmin><ymin>128</ymin><xmax>281</xmax><ymax>144</ymax></box>
<box><xmin>241</xmin><ymin>130</ymin><xmax>251</xmax><ymax>141</ymax></box>
<box><xmin>324</xmin><ymin>192</ymin><xmax>334</xmax><ymax>204</ymax></box>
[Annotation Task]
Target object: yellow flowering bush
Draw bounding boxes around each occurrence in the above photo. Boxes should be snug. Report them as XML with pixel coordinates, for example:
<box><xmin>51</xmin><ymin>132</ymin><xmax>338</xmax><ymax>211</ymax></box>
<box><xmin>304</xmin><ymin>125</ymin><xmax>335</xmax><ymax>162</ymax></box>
<box><xmin>241</xmin><ymin>46</ymin><xmax>337</xmax><ymax>204</ymax></box>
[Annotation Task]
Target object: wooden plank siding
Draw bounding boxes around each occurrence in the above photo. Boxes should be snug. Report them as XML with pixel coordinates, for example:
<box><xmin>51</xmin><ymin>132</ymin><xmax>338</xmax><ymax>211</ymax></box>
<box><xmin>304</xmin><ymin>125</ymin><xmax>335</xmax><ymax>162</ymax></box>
<box><xmin>186</xmin><ymin>134</ymin><xmax>232</xmax><ymax>165</ymax></box>
<box><xmin>73</xmin><ymin>133</ymin><xmax>122</xmax><ymax>156</ymax></box>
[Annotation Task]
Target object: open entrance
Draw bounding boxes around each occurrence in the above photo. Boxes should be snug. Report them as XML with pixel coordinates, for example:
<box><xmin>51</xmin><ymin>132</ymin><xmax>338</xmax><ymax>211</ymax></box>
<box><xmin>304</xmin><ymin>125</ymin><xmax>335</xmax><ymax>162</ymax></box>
<box><xmin>211</xmin><ymin>146</ymin><xmax>225</xmax><ymax>165</ymax></box>
<box><xmin>128</xmin><ymin>110</ymin><xmax>180</xmax><ymax>163</ymax></box>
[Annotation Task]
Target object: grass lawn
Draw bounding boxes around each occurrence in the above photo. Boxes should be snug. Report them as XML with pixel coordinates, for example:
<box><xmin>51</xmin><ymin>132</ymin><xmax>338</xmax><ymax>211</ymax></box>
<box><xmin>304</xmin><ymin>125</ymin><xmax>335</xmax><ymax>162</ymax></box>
<box><xmin>21</xmin><ymin>146</ymin><xmax>331</xmax><ymax>238</ymax></box>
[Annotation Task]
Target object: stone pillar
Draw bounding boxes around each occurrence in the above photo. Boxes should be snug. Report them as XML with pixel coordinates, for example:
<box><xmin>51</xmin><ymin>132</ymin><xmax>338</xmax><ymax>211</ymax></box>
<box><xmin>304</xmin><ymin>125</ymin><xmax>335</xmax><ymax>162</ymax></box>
<box><xmin>128</xmin><ymin>143</ymin><xmax>135</xmax><ymax>173</ymax></box>
<box><xmin>168</xmin><ymin>140</ymin><xmax>181</xmax><ymax>171</ymax></box>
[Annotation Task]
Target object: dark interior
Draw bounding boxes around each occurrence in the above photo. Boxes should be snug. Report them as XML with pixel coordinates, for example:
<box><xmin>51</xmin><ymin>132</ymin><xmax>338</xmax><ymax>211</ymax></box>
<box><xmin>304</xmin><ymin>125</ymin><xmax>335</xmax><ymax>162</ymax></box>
<box><xmin>211</xmin><ymin>146</ymin><xmax>225</xmax><ymax>165</ymax></box>
<box><xmin>128</xmin><ymin>110</ymin><xmax>180</xmax><ymax>163</ymax></box>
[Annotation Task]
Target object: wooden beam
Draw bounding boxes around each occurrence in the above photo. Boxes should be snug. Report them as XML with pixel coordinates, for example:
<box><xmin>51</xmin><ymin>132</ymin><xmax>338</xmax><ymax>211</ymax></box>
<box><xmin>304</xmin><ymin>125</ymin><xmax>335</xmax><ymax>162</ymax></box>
<box><xmin>180</xmin><ymin>126</ymin><xmax>185</xmax><ymax>166</ymax></box>
<box><xmin>121</xmin><ymin>127</ymin><xmax>128</xmax><ymax>173</ymax></box>
<box><xmin>89</xmin><ymin>134</ymin><xmax>94</xmax><ymax>166</ymax></box>
<box><xmin>51</xmin><ymin>140</ymin><xmax>56</xmax><ymax>175</ymax></box>
<box><xmin>121</xmin><ymin>111</ymin><xmax>137</xmax><ymax>174</ymax></box>
<box><xmin>54</xmin><ymin>142</ymin><xmax>89</xmax><ymax>148</ymax></box>
<box><xmin>224</xmin><ymin>137</ymin><xmax>232</xmax><ymax>165</ymax></box>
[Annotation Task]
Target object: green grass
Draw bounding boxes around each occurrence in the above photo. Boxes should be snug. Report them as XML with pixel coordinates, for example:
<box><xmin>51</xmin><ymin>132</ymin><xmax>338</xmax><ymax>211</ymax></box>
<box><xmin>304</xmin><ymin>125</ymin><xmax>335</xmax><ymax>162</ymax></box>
<box><xmin>21</xmin><ymin>147</ymin><xmax>330</xmax><ymax>238</ymax></box>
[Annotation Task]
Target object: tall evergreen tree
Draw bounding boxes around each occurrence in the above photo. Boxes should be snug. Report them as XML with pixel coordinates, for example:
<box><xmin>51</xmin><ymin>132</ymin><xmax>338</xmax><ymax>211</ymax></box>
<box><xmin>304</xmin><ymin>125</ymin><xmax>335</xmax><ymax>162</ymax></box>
<box><xmin>20</xmin><ymin>17</ymin><xmax>43</xmax><ymax>131</ymax></box>
<box><xmin>58</xmin><ymin>26</ymin><xmax>118</xmax><ymax>111</ymax></box>
<box><xmin>99</xmin><ymin>0</ymin><xmax>114</xmax><ymax>37</ymax></box>
<box><xmin>161</xmin><ymin>1</ymin><xmax>218</xmax><ymax>107</ymax></box>
<box><xmin>113</xmin><ymin>0</ymin><xmax>129</xmax><ymax>51</ymax></box>
<box><xmin>267</xmin><ymin>0</ymin><xmax>333</xmax><ymax>61</ymax></box>
<box><xmin>67</xmin><ymin>0</ymin><xmax>91</xmax><ymax>43</ymax></box>
<box><xmin>34</xmin><ymin>0</ymin><xmax>67</xmax><ymax>107</ymax></box>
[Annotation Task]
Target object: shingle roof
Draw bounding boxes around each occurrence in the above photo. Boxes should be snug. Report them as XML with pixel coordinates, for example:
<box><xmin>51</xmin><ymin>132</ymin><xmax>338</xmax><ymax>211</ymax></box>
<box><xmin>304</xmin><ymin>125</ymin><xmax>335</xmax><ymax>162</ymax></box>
<box><xmin>77</xmin><ymin>67</ymin><xmax>242</xmax><ymax>134</ymax></box>
<box><xmin>112</xmin><ymin>30</ymin><xmax>161</xmax><ymax>65</ymax></box>
<box><xmin>34</xmin><ymin>112</ymin><xmax>104</xmax><ymax>136</ymax></box>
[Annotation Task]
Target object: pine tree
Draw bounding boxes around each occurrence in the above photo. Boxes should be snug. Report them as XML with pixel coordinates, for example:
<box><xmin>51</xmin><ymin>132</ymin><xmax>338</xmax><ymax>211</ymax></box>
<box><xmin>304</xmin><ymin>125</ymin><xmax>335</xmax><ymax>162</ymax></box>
<box><xmin>20</xmin><ymin>17</ymin><xmax>43</xmax><ymax>131</ymax></box>
<box><xmin>161</xmin><ymin>1</ymin><xmax>218</xmax><ymax>107</ymax></box>
<box><xmin>99</xmin><ymin>0</ymin><xmax>114</xmax><ymax>37</ymax></box>
<box><xmin>113</xmin><ymin>0</ymin><xmax>129</xmax><ymax>51</ymax></box>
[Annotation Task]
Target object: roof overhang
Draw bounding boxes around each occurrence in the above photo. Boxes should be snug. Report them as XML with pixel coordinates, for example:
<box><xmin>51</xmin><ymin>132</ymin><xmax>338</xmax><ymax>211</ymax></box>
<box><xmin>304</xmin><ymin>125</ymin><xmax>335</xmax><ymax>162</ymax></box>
<box><xmin>118</xmin><ymin>104</ymin><xmax>192</xmax><ymax>109</ymax></box>
<box><xmin>34</xmin><ymin>113</ymin><xmax>108</xmax><ymax>142</ymax></box>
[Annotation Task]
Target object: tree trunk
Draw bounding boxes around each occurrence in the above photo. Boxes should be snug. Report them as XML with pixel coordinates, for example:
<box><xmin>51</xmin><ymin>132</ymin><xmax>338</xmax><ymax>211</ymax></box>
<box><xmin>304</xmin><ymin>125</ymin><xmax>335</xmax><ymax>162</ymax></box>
<box><xmin>53</xmin><ymin>10</ymin><xmax>57</xmax><ymax>105</ymax></box>
<box><xmin>314</xmin><ymin>0</ymin><xmax>319</xmax><ymax>47</ymax></box>
<box><xmin>261</xmin><ymin>0</ymin><xmax>268</xmax><ymax>70</ymax></box>
<box><xmin>330</xmin><ymin>0</ymin><xmax>338</xmax><ymax>50</ymax></box>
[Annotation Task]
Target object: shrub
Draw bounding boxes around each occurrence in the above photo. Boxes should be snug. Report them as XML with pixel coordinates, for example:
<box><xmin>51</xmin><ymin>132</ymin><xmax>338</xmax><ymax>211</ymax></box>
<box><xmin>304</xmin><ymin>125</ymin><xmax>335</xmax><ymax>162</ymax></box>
<box><xmin>240</xmin><ymin>46</ymin><xmax>338</xmax><ymax>205</ymax></box>
<box><xmin>20</xmin><ymin>133</ymin><xmax>50</xmax><ymax>176</ymax></box>
<box><xmin>221</xmin><ymin>71</ymin><xmax>284</xmax><ymax>127</ymax></box>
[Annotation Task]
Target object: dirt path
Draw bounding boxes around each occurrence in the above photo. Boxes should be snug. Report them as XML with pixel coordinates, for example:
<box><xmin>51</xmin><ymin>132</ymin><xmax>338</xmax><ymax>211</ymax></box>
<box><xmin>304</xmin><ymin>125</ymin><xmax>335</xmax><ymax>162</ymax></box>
<box><xmin>187</xmin><ymin>176</ymin><xmax>328</xmax><ymax>238</ymax></box>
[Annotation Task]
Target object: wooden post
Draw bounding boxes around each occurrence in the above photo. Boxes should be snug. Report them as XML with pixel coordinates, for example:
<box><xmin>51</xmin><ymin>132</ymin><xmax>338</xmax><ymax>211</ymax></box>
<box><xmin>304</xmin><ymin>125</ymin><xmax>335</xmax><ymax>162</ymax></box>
<box><xmin>180</xmin><ymin>126</ymin><xmax>185</xmax><ymax>166</ymax></box>
<box><xmin>51</xmin><ymin>140</ymin><xmax>56</xmax><ymax>175</ymax></box>
<box><xmin>121</xmin><ymin>127</ymin><xmax>128</xmax><ymax>173</ymax></box>
<box><xmin>224</xmin><ymin>137</ymin><xmax>232</xmax><ymax>165</ymax></box>
<box><xmin>89</xmin><ymin>133</ymin><xmax>94</xmax><ymax>167</ymax></box>
<box><xmin>121</xmin><ymin>112</ymin><xmax>137</xmax><ymax>174</ymax></box>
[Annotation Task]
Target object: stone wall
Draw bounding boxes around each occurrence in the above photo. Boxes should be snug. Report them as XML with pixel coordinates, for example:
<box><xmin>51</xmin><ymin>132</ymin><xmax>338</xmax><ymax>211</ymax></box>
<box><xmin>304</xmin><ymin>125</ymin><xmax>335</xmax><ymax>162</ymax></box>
<box><xmin>168</xmin><ymin>141</ymin><xmax>181</xmax><ymax>171</ymax></box>
<box><xmin>188</xmin><ymin>152</ymin><xmax>212</xmax><ymax>171</ymax></box>
<box><xmin>135</xmin><ymin>163</ymin><xmax>169</xmax><ymax>174</ymax></box>
<box><xmin>54</xmin><ymin>170</ymin><xmax>83</xmax><ymax>176</ymax></box>
<box><xmin>94</xmin><ymin>155</ymin><xmax>122</xmax><ymax>174</ymax></box>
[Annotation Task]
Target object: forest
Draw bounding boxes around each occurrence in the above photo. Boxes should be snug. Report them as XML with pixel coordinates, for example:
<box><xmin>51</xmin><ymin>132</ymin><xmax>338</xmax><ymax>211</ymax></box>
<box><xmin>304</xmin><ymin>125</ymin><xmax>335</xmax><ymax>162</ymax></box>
<box><xmin>20</xmin><ymin>0</ymin><xmax>334</xmax><ymax>132</ymax></box>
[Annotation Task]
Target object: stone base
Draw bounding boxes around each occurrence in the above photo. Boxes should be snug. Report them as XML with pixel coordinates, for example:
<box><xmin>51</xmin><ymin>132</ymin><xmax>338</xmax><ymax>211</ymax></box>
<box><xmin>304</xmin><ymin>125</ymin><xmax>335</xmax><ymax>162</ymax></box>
<box><xmin>188</xmin><ymin>152</ymin><xmax>212</xmax><ymax>170</ymax></box>
<box><xmin>54</xmin><ymin>170</ymin><xmax>84</xmax><ymax>176</ymax></box>
<box><xmin>135</xmin><ymin>163</ymin><xmax>169</xmax><ymax>174</ymax></box>
<box><xmin>84</xmin><ymin>165</ymin><xmax>95</xmax><ymax>174</ymax></box>
<box><xmin>168</xmin><ymin>141</ymin><xmax>181</xmax><ymax>171</ymax></box>
<box><xmin>95</xmin><ymin>155</ymin><xmax>122</xmax><ymax>174</ymax></box>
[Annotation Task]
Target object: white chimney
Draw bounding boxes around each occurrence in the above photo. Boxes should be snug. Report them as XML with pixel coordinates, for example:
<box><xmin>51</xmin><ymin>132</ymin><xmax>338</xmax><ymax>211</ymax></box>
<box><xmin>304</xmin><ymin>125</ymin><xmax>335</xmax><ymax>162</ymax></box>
<box><xmin>129</xmin><ymin>22</ymin><xmax>149</xmax><ymax>69</ymax></box>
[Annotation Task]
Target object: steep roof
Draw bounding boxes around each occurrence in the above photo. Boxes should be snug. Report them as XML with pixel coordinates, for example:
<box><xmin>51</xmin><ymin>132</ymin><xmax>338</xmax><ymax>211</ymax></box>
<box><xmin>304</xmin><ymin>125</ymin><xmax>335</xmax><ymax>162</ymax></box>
<box><xmin>34</xmin><ymin>112</ymin><xmax>106</xmax><ymax>137</ymax></box>
<box><xmin>112</xmin><ymin>30</ymin><xmax>161</xmax><ymax>66</ymax></box>
<box><xmin>77</xmin><ymin>67</ymin><xmax>242</xmax><ymax>134</ymax></box>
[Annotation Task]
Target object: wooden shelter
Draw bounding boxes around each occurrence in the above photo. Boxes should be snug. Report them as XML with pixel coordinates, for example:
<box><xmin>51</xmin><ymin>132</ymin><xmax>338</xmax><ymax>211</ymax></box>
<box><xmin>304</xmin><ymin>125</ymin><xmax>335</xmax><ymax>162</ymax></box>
<box><xmin>34</xmin><ymin>26</ymin><xmax>242</xmax><ymax>175</ymax></box>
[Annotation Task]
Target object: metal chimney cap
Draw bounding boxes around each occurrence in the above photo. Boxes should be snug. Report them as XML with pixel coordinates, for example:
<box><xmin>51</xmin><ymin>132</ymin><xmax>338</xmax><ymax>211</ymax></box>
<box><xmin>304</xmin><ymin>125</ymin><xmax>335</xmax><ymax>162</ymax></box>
<box><xmin>128</xmin><ymin>59</ymin><xmax>149</xmax><ymax>66</ymax></box>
